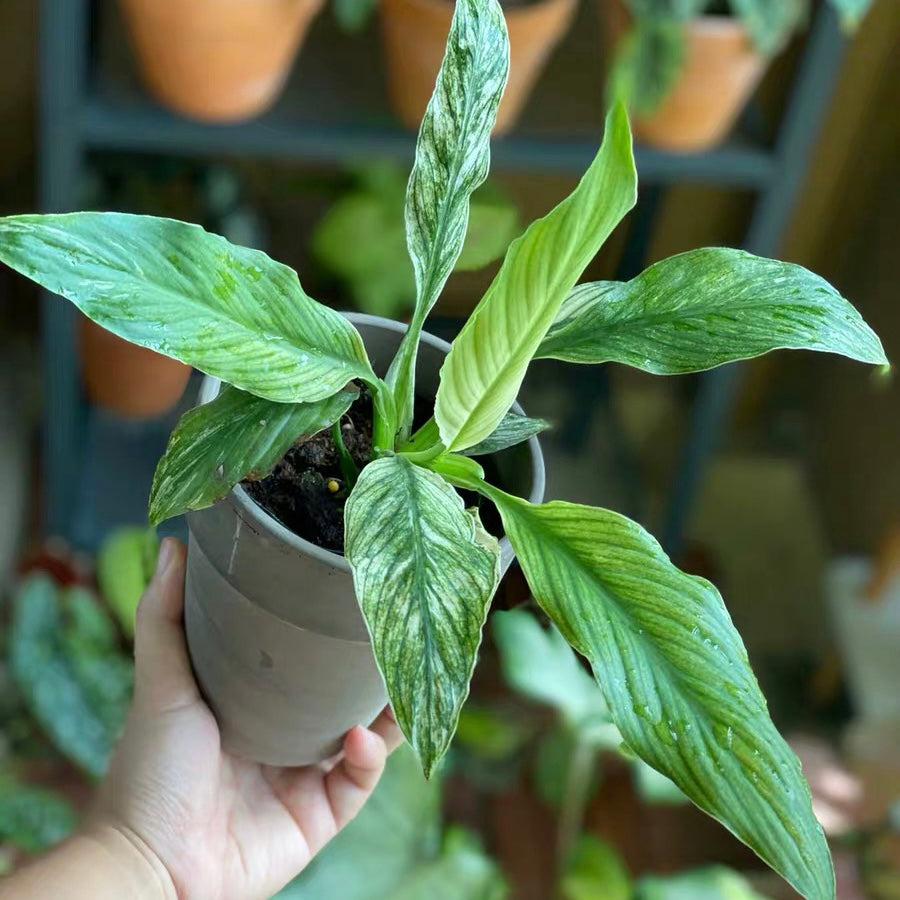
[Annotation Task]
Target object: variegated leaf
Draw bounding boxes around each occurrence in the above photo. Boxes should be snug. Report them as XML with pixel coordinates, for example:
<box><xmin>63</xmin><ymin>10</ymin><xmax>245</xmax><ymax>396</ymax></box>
<box><xmin>387</xmin><ymin>0</ymin><xmax>509</xmax><ymax>438</ymax></box>
<box><xmin>536</xmin><ymin>248</ymin><xmax>888</xmax><ymax>373</ymax></box>
<box><xmin>149</xmin><ymin>385</ymin><xmax>357</xmax><ymax>524</ymax></box>
<box><xmin>462</xmin><ymin>411</ymin><xmax>549</xmax><ymax>456</ymax></box>
<box><xmin>0</xmin><ymin>213</ymin><xmax>375</xmax><ymax>402</ymax></box>
<box><xmin>485</xmin><ymin>488</ymin><xmax>833</xmax><ymax>900</ymax></box>
<box><xmin>345</xmin><ymin>457</ymin><xmax>500</xmax><ymax>776</ymax></box>
<box><xmin>435</xmin><ymin>103</ymin><xmax>637</xmax><ymax>452</ymax></box>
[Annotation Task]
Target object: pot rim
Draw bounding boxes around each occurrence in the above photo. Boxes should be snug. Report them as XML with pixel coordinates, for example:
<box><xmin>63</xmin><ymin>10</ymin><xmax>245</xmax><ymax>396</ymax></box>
<box><xmin>198</xmin><ymin>312</ymin><xmax>546</xmax><ymax>574</ymax></box>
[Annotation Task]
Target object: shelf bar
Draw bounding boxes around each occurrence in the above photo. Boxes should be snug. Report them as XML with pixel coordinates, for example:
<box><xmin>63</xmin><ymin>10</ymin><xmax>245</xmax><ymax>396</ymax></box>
<box><xmin>80</xmin><ymin>99</ymin><xmax>777</xmax><ymax>187</ymax></box>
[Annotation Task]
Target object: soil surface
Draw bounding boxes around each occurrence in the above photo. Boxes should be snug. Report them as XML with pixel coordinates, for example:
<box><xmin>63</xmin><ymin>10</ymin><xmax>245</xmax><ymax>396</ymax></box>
<box><xmin>243</xmin><ymin>387</ymin><xmax>504</xmax><ymax>554</ymax></box>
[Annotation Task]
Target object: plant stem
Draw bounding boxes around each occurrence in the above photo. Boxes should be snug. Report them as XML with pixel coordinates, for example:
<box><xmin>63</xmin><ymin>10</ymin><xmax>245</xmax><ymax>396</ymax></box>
<box><xmin>332</xmin><ymin>419</ymin><xmax>359</xmax><ymax>489</ymax></box>
<box><xmin>555</xmin><ymin>736</ymin><xmax>595</xmax><ymax>889</ymax></box>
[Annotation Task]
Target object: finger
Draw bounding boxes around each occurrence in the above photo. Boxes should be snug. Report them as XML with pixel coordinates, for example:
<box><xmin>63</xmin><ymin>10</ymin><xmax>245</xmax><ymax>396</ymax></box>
<box><xmin>133</xmin><ymin>538</ymin><xmax>199</xmax><ymax>714</ymax></box>
<box><xmin>323</xmin><ymin>725</ymin><xmax>388</xmax><ymax>829</ymax></box>
<box><xmin>368</xmin><ymin>706</ymin><xmax>404</xmax><ymax>754</ymax></box>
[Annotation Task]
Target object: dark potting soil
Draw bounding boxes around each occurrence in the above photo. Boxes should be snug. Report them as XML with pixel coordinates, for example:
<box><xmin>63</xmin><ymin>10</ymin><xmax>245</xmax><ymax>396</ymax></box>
<box><xmin>243</xmin><ymin>387</ymin><xmax>504</xmax><ymax>554</ymax></box>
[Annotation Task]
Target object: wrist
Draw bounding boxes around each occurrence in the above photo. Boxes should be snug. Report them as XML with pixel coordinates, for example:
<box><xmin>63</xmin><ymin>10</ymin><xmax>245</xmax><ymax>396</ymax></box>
<box><xmin>80</xmin><ymin>822</ymin><xmax>177</xmax><ymax>900</ymax></box>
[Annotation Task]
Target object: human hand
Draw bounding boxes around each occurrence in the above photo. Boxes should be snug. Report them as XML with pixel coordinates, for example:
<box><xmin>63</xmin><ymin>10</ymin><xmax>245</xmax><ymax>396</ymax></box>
<box><xmin>91</xmin><ymin>537</ymin><xmax>402</xmax><ymax>900</ymax></box>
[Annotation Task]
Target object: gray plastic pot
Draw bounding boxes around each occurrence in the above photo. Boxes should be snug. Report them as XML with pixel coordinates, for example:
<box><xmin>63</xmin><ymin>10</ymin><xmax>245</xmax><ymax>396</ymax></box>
<box><xmin>184</xmin><ymin>314</ymin><xmax>546</xmax><ymax>766</ymax></box>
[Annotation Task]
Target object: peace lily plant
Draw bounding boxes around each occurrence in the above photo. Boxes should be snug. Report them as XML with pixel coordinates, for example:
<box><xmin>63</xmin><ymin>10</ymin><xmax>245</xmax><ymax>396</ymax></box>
<box><xmin>0</xmin><ymin>0</ymin><xmax>888</xmax><ymax>897</ymax></box>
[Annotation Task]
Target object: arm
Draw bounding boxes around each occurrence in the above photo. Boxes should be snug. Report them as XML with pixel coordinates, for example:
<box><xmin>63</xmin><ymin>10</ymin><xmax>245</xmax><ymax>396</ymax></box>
<box><xmin>1</xmin><ymin>825</ymin><xmax>174</xmax><ymax>900</ymax></box>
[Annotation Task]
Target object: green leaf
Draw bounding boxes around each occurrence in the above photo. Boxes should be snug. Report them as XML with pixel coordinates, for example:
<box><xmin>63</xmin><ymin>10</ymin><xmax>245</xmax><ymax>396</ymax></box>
<box><xmin>632</xmin><ymin>757</ymin><xmax>687</xmax><ymax>805</ymax></box>
<box><xmin>462</xmin><ymin>411</ymin><xmax>550</xmax><ymax>457</ymax></box>
<box><xmin>333</xmin><ymin>0</ymin><xmax>378</xmax><ymax>31</ymax></box>
<box><xmin>345</xmin><ymin>456</ymin><xmax>501</xmax><ymax>776</ymax></box>
<box><xmin>485</xmin><ymin>491</ymin><xmax>834</xmax><ymax>900</ymax></box>
<box><xmin>391</xmin><ymin>828</ymin><xmax>508</xmax><ymax>900</ymax></box>
<box><xmin>561</xmin><ymin>835</ymin><xmax>632</xmax><ymax>900</ymax></box>
<box><xmin>9</xmin><ymin>576</ymin><xmax>132</xmax><ymax>777</ymax></box>
<box><xmin>538</xmin><ymin>248</ymin><xmax>888</xmax><ymax>373</ymax></box>
<box><xmin>277</xmin><ymin>745</ymin><xmax>442</xmax><ymax>899</ymax></box>
<box><xmin>278</xmin><ymin>746</ymin><xmax>506</xmax><ymax>899</ymax></box>
<box><xmin>96</xmin><ymin>526</ymin><xmax>159</xmax><ymax>637</ymax></box>
<box><xmin>0</xmin><ymin>212</ymin><xmax>375</xmax><ymax>402</ymax></box>
<box><xmin>826</xmin><ymin>0</ymin><xmax>873</xmax><ymax>29</ymax></box>
<box><xmin>455</xmin><ymin>195</ymin><xmax>521</xmax><ymax>272</ymax></box>
<box><xmin>312</xmin><ymin>165</ymin><xmax>517</xmax><ymax>321</ymax></box>
<box><xmin>0</xmin><ymin>775</ymin><xmax>76</xmax><ymax>853</ymax></box>
<box><xmin>149</xmin><ymin>384</ymin><xmax>357</xmax><ymax>524</ymax></box>
<box><xmin>636</xmin><ymin>866</ymin><xmax>770</xmax><ymax>900</ymax></box>
<box><xmin>454</xmin><ymin>704</ymin><xmax>532</xmax><ymax>761</ymax></box>
<box><xmin>63</xmin><ymin>587</ymin><xmax>134</xmax><ymax>732</ymax></box>
<box><xmin>493</xmin><ymin>609</ymin><xmax>608</xmax><ymax>727</ymax></box>
<box><xmin>387</xmin><ymin>0</ymin><xmax>510</xmax><ymax>438</ymax></box>
<box><xmin>611</xmin><ymin>18</ymin><xmax>686</xmax><ymax>115</ymax></box>
<box><xmin>435</xmin><ymin>103</ymin><xmax>637</xmax><ymax>452</ymax></box>
<box><xmin>730</xmin><ymin>0</ymin><xmax>806</xmax><ymax>56</ymax></box>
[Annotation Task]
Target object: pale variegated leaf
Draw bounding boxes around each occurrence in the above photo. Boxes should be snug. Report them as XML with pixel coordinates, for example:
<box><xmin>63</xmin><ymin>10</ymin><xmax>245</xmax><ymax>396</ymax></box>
<box><xmin>537</xmin><ymin>248</ymin><xmax>888</xmax><ymax>373</ymax></box>
<box><xmin>0</xmin><ymin>213</ymin><xmax>375</xmax><ymax>401</ymax></box>
<box><xmin>462</xmin><ymin>411</ymin><xmax>549</xmax><ymax>457</ymax></box>
<box><xmin>485</xmin><ymin>489</ymin><xmax>833</xmax><ymax>900</ymax></box>
<box><xmin>387</xmin><ymin>0</ymin><xmax>509</xmax><ymax>438</ymax></box>
<box><xmin>435</xmin><ymin>103</ymin><xmax>637</xmax><ymax>452</ymax></box>
<box><xmin>345</xmin><ymin>456</ymin><xmax>500</xmax><ymax>776</ymax></box>
<box><xmin>149</xmin><ymin>385</ymin><xmax>356</xmax><ymax>524</ymax></box>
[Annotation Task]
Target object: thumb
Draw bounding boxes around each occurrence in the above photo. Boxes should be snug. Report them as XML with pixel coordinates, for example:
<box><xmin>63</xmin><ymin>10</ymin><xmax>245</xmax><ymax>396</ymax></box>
<box><xmin>132</xmin><ymin>537</ymin><xmax>200</xmax><ymax>715</ymax></box>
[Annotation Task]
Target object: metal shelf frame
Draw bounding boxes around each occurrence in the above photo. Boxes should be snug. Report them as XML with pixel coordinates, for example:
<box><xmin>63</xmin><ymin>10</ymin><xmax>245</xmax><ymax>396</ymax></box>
<box><xmin>38</xmin><ymin>0</ymin><xmax>845</xmax><ymax>550</ymax></box>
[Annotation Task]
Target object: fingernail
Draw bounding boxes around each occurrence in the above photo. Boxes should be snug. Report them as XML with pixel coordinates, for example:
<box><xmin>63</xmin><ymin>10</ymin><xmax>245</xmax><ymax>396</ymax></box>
<box><xmin>155</xmin><ymin>538</ymin><xmax>175</xmax><ymax>578</ymax></box>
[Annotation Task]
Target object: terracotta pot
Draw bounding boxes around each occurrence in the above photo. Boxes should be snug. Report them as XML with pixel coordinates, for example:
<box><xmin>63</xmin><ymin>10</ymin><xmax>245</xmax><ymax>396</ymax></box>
<box><xmin>380</xmin><ymin>0</ymin><xmax>578</xmax><ymax>135</ymax></box>
<box><xmin>78</xmin><ymin>316</ymin><xmax>191</xmax><ymax>418</ymax></box>
<box><xmin>117</xmin><ymin>0</ymin><xmax>324</xmax><ymax>122</ymax></box>
<box><xmin>184</xmin><ymin>314</ymin><xmax>546</xmax><ymax>766</ymax></box>
<box><xmin>601</xmin><ymin>3</ymin><xmax>766</xmax><ymax>152</ymax></box>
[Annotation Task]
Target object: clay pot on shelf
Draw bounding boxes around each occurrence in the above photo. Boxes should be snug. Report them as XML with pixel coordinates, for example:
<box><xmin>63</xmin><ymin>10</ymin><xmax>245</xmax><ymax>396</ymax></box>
<box><xmin>117</xmin><ymin>0</ymin><xmax>325</xmax><ymax>123</ymax></box>
<box><xmin>184</xmin><ymin>314</ymin><xmax>546</xmax><ymax>766</ymax></box>
<box><xmin>379</xmin><ymin>0</ymin><xmax>577</xmax><ymax>135</ymax></box>
<box><xmin>601</xmin><ymin>2</ymin><xmax>766</xmax><ymax>152</ymax></box>
<box><xmin>77</xmin><ymin>316</ymin><xmax>191</xmax><ymax>418</ymax></box>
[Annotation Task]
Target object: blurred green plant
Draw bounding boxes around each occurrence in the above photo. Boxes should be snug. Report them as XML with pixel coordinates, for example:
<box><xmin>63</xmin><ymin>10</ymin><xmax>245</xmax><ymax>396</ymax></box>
<box><xmin>275</xmin><ymin>743</ymin><xmax>506</xmax><ymax>899</ymax></box>
<box><xmin>614</xmin><ymin>0</ymin><xmax>874</xmax><ymax>115</ymax></box>
<box><xmin>457</xmin><ymin>609</ymin><xmax>687</xmax><ymax>872</ymax></box>
<box><xmin>312</xmin><ymin>163</ymin><xmax>520</xmax><ymax>319</ymax></box>
<box><xmin>8</xmin><ymin>575</ymin><xmax>133</xmax><ymax>779</ymax></box>
<box><xmin>96</xmin><ymin>526</ymin><xmax>159</xmax><ymax>638</ymax></box>
<box><xmin>561</xmin><ymin>835</ymin><xmax>770</xmax><ymax>900</ymax></box>
<box><xmin>333</xmin><ymin>0</ymin><xmax>379</xmax><ymax>31</ymax></box>
<box><xmin>0</xmin><ymin>772</ymin><xmax>76</xmax><ymax>854</ymax></box>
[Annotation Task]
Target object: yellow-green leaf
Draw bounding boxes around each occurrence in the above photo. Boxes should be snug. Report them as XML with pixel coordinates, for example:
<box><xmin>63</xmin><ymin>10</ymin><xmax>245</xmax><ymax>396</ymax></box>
<box><xmin>435</xmin><ymin>103</ymin><xmax>636</xmax><ymax>452</ymax></box>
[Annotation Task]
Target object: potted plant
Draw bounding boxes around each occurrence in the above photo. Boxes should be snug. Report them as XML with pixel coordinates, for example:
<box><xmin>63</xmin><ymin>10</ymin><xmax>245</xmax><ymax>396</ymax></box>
<box><xmin>379</xmin><ymin>0</ymin><xmax>577</xmax><ymax>134</ymax></box>
<box><xmin>0</xmin><ymin>0</ymin><xmax>889</xmax><ymax>894</ymax></box>
<box><xmin>116</xmin><ymin>0</ymin><xmax>325</xmax><ymax>122</ymax></box>
<box><xmin>312</xmin><ymin>162</ymin><xmax>520</xmax><ymax>319</ymax></box>
<box><xmin>604</xmin><ymin>0</ymin><xmax>874</xmax><ymax>152</ymax></box>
